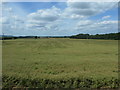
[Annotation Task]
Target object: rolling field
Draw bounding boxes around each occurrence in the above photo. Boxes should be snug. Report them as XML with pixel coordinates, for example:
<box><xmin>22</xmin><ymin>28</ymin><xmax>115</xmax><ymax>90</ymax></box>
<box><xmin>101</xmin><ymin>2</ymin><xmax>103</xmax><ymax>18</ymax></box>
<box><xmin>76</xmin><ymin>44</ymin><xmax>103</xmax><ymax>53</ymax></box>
<box><xmin>2</xmin><ymin>38</ymin><xmax>119</xmax><ymax>88</ymax></box>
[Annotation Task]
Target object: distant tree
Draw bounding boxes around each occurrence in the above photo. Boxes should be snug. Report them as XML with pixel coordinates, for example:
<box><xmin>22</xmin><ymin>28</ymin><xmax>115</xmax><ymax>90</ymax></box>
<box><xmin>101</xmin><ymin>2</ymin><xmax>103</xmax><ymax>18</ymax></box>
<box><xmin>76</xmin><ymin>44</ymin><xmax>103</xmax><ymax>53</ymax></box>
<box><xmin>35</xmin><ymin>36</ymin><xmax>37</xmax><ymax>39</ymax></box>
<box><xmin>70</xmin><ymin>32</ymin><xmax>120</xmax><ymax>40</ymax></box>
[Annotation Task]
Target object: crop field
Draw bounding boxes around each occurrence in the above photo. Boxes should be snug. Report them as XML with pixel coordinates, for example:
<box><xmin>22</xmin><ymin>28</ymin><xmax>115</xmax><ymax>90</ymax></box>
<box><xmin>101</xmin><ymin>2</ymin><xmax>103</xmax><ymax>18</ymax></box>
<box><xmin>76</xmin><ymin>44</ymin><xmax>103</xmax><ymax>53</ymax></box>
<box><xmin>2</xmin><ymin>38</ymin><xmax>119</xmax><ymax>88</ymax></box>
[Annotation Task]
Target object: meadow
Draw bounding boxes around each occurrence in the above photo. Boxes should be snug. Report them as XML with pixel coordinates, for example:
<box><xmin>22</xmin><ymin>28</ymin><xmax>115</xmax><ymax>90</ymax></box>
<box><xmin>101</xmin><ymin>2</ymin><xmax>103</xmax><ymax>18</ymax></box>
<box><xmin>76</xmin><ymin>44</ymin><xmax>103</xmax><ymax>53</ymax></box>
<box><xmin>2</xmin><ymin>38</ymin><xmax>119</xmax><ymax>88</ymax></box>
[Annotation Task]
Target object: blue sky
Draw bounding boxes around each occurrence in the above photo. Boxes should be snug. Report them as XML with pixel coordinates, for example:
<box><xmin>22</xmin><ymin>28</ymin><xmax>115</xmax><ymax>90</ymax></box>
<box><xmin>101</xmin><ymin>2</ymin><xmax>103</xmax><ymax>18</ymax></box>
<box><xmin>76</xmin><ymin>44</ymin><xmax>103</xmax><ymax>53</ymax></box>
<box><xmin>89</xmin><ymin>7</ymin><xmax>118</xmax><ymax>20</ymax></box>
<box><xmin>2</xmin><ymin>2</ymin><xmax>118</xmax><ymax>36</ymax></box>
<box><xmin>7</xmin><ymin>2</ymin><xmax>67</xmax><ymax>13</ymax></box>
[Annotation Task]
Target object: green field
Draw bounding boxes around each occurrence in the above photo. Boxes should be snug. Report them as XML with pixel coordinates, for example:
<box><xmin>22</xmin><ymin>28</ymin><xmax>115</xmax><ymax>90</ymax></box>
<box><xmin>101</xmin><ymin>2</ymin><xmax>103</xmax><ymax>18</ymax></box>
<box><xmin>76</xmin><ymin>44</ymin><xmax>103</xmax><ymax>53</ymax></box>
<box><xmin>2</xmin><ymin>38</ymin><xmax>119</xmax><ymax>88</ymax></box>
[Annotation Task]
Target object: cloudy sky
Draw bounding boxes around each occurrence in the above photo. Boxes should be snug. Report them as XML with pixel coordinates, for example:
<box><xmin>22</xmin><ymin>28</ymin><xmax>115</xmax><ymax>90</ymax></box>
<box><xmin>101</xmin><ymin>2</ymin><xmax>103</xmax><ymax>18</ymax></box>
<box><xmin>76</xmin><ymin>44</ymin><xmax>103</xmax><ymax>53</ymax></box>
<box><xmin>1</xmin><ymin>1</ymin><xmax>118</xmax><ymax>36</ymax></box>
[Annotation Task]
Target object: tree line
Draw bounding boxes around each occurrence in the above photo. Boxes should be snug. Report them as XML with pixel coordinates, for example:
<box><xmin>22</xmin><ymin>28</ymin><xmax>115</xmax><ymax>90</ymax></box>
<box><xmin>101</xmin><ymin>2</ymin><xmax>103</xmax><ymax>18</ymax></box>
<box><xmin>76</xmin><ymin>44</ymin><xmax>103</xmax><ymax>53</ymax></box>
<box><xmin>70</xmin><ymin>32</ymin><xmax>120</xmax><ymax>40</ymax></box>
<box><xmin>1</xmin><ymin>32</ymin><xmax>120</xmax><ymax>40</ymax></box>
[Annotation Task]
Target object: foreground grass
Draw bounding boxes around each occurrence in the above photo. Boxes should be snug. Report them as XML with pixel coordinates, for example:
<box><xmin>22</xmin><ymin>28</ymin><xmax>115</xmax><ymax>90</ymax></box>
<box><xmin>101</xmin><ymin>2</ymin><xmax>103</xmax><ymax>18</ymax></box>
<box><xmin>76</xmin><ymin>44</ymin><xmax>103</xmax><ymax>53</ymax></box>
<box><xmin>2</xmin><ymin>38</ymin><xmax>119</xmax><ymax>88</ymax></box>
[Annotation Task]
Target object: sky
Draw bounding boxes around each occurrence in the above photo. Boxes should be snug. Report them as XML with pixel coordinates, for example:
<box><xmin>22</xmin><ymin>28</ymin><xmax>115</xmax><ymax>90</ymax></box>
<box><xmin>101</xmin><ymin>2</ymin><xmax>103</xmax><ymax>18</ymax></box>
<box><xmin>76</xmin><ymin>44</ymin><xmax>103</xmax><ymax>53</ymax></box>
<box><xmin>1</xmin><ymin>1</ymin><xmax>118</xmax><ymax>36</ymax></box>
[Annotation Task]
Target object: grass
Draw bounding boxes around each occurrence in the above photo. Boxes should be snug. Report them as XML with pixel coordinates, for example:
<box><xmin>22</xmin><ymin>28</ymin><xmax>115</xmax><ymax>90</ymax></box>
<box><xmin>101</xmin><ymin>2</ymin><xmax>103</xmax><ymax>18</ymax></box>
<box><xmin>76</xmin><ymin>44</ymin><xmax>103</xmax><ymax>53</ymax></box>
<box><xmin>2</xmin><ymin>38</ymin><xmax>119</xmax><ymax>88</ymax></box>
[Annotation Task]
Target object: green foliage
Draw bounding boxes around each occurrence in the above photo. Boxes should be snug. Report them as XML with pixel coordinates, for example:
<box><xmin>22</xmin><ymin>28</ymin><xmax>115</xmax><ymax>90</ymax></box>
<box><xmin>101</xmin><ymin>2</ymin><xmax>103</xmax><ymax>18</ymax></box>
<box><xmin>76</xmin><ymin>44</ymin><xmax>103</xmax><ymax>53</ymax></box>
<box><xmin>2</xmin><ymin>76</ymin><xmax>119</xmax><ymax>88</ymax></box>
<box><xmin>70</xmin><ymin>32</ymin><xmax>120</xmax><ymax>40</ymax></box>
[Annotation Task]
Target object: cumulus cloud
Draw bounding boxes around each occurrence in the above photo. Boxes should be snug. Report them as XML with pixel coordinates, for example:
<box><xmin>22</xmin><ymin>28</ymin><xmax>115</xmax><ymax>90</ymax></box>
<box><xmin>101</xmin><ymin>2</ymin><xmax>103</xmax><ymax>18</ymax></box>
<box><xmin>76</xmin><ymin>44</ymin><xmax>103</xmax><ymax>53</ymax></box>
<box><xmin>77</xmin><ymin>20</ymin><xmax>93</xmax><ymax>27</ymax></box>
<box><xmin>75</xmin><ymin>20</ymin><xmax>118</xmax><ymax>34</ymax></box>
<box><xmin>27</xmin><ymin>6</ymin><xmax>61</xmax><ymax>30</ymax></box>
<box><xmin>70</xmin><ymin>14</ymin><xmax>85</xmax><ymax>19</ymax></box>
<box><xmin>1</xmin><ymin>2</ymin><xmax>118</xmax><ymax>36</ymax></box>
<box><xmin>1</xmin><ymin>17</ymin><xmax>10</xmax><ymax>24</ymax></box>
<box><xmin>65</xmin><ymin>2</ymin><xmax>116</xmax><ymax>18</ymax></box>
<box><xmin>102</xmin><ymin>15</ymin><xmax>111</xmax><ymax>19</ymax></box>
<box><xmin>2</xmin><ymin>5</ymin><xmax>26</xmax><ymax>35</ymax></box>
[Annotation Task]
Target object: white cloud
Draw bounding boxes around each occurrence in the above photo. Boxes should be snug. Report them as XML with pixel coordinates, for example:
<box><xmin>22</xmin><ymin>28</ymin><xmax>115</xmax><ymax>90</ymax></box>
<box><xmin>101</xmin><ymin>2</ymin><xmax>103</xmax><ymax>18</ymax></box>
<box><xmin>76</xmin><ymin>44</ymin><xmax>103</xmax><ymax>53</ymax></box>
<box><xmin>27</xmin><ymin>6</ymin><xmax>61</xmax><ymax>21</ymax></box>
<box><xmin>1</xmin><ymin>2</ymin><xmax>118</xmax><ymax>36</ymax></box>
<box><xmin>102</xmin><ymin>15</ymin><xmax>111</xmax><ymax>19</ymax></box>
<box><xmin>1</xmin><ymin>17</ymin><xmax>9</xmax><ymax>24</ymax></box>
<box><xmin>65</xmin><ymin>2</ymin><xmax>116</xmax><ymax>18</ymax></box>
<box><xmin>75</xmin><ymin>20</ymin><xmax>118</xmax><ymax>34</ymax></box>
<box><xmin>2</xmin><ymin>6</ymin><xmax>26</xmax><ymax>35</ymax></box>
<box><xmin>27</xmin><ymin>6</ymin><xmax>61</xmax><ymax>30</ymax></box>
<box><xmin>77</xmin><ymin>20</ymin><xmax>93</xmax><ymax>26</ymax></box>
<box><xmin>70</xmin><ymin>14</ymin><xmax>85</xmax><ymax>19</ymax></box>
<box><xmin>97</xmin><ymin>20</ymin><xmax>117</xmax><ymax>25</ymax></box>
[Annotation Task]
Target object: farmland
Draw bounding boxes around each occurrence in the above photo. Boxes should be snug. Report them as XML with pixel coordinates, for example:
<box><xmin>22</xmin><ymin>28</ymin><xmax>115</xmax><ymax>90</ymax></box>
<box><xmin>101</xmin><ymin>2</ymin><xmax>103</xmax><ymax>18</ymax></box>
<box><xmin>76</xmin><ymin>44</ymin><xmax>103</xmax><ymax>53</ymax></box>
<box><xmin>2</xmin><ymin>38</ymin><xmax>119</xmax><ymax>88</ymax></box>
